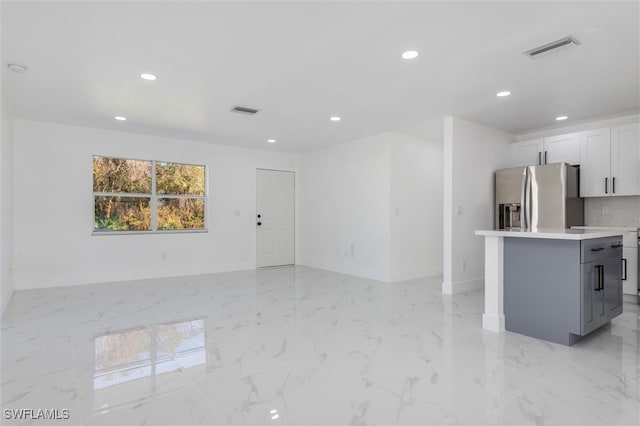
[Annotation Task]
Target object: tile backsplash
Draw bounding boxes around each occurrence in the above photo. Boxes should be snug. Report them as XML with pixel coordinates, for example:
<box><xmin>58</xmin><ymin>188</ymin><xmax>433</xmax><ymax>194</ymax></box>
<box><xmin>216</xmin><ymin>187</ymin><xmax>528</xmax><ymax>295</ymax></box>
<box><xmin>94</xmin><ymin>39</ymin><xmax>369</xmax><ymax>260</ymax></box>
<box><xmin>586</xmin><ymin>196</ymin><xmax>640</xmax><ymax>228</ymax></box>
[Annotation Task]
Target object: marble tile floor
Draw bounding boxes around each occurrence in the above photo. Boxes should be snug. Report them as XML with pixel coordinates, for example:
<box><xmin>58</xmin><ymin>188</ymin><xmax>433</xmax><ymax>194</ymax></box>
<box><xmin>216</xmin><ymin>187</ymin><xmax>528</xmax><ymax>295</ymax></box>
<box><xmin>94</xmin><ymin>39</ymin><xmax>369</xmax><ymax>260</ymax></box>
<box><xmin>1</xmin><ymin>266</ymin><xmax>639</xmax><ymax>425</ymax></box>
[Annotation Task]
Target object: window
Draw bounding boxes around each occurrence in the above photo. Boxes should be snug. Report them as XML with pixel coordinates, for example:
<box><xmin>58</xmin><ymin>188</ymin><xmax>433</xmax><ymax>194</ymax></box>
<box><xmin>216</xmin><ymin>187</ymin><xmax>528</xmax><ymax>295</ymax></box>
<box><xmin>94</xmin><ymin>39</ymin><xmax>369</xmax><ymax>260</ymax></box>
<box><xmin>93</xmin><ymin>156</ymin><xmax>206</xmax><ymax>233</ymax></box>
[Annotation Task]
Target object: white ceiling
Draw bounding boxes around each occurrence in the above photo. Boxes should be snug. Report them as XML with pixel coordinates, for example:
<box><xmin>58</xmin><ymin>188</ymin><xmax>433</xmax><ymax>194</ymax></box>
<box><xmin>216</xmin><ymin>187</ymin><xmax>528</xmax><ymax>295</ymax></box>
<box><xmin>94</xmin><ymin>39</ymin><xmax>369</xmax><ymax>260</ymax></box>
<box><xmin>2</xmin><ymin>1</ymin><xmax>639</xmax><ymax>153</ymax></box>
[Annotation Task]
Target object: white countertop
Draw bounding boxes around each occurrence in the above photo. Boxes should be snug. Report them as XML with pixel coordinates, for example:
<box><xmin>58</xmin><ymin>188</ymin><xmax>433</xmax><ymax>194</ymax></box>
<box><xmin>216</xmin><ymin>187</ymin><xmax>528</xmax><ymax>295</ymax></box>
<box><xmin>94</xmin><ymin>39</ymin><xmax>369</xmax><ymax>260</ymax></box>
<box><xmin>571</xmin><ymin>226</ymin><xmax>638</xmax><ymax>232</ymax></box>
<box><xmin>475</xmin><ymin>228</ymin><xmax>625</xmax><ymax>240</ymax></box>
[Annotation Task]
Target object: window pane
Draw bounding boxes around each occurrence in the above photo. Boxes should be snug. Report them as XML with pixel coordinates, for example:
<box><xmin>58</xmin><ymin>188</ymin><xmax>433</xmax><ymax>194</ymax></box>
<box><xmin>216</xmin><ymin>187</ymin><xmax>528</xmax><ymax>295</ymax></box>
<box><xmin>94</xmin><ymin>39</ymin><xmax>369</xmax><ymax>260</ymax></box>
<box><xmin>94</xmin><ymin>196</ymin><xmax>151</xmax><ymax>231</ymax></box>
<box><xmin>156</xmin><ymin>163</ymin><xmax>205</xmax><ymax>196</ymax></box>
<box><xmin>157</xmin><ymin>198</ymin><xmax>205</xmax><ymax>230</ymax></box>
<box><xmin>93</xmin><ymin>157</ymin><xmax>151</xmax><ymax>194</ymax></box>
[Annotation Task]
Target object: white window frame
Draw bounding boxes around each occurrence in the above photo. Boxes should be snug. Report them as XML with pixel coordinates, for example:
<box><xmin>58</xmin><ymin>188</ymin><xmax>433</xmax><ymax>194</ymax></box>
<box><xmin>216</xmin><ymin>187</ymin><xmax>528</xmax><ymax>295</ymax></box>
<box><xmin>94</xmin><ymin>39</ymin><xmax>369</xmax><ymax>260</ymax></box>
<box><xmin>92</xmin><ymin>157</ymin><xmax>207</xmax><ymax>235</ymax></box>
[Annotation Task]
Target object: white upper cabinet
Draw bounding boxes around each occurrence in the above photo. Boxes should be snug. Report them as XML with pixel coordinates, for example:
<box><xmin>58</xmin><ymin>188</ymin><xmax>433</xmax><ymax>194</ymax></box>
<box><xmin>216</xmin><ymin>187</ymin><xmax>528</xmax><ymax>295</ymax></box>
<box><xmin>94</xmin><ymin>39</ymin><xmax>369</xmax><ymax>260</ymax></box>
<box><xmin>580</xmin><ymin>125</ymin><xmax>640</xmax><ymax>197</ymax></box>
<box><xmin>509</xmin><ymin>139</ymin><xmax>543</xmax><ymax>167</ymax></box>
<box><xmin>508</xmin><ymin>134</ymin><xmax>580</xmax><ymax>167</ymax></box>
<box><xmin>580</xmin><ymin>128</ymin><xmax>611</xmax><ymax>197</ymax></box>
<box><xmin>543</xmin><ymin>132</ymin><xmax>581</xmax><ymax>165</ymax></box>
<box><xmin>610</xmin><ymin>123</ymin><xmax>640</xmax><ymax>196</ymax></box>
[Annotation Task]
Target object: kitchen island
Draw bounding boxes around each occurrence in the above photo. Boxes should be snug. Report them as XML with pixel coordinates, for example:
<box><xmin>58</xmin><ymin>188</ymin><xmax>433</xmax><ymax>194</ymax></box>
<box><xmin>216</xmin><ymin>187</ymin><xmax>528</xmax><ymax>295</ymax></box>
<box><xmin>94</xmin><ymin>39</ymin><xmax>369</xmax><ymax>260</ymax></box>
<box><xmin>475</xmin><ymin>228</ymin><xmax>624</xmax><ymax>345</ymax></box>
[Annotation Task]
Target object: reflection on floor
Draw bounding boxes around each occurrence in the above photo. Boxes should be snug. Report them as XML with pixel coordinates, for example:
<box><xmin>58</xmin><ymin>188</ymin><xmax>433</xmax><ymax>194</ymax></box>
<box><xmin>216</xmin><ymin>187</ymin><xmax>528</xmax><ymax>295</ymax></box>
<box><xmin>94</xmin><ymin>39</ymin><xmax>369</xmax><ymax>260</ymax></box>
<box><xmin>1</xmin><ymin>266</ymin><xmax>639</xmax><ymax>425</ymax></box>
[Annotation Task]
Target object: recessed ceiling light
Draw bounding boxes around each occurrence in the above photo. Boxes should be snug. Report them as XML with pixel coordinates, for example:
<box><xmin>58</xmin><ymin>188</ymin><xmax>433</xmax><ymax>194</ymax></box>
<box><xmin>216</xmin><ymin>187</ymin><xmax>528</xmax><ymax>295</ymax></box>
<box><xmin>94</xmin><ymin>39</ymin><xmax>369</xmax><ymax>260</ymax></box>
<box><xmin>7</xmin><ymin>63</ymin><xmax>27</xmax><ymax>73</ymax></box>
<box><xmin>330</xmin><ymin>116</ymin><xmax>341</xmax><ymax>122</ymax></box>
<box><xmin>556</xmin><ymin>115</ymin><xmax>568</xmax><ymax>121</ymax></box>
<box><xmin>267</xmin><ymin>139</ymin><xmax>276</xmax><ymax>143</ymax></box>
<box><xmin>114</xmin><ymin>116</ymin><xmax>127</xmax><ymax>121</ymax></box>
<box><xmin>140</xmin><ymin>73</ymin><xmax>157</xmax><ymax>81</ymax></box>
<box><xmin>496</xmin><ymin>91</ymin><xmax>511</xmax><ymax>97</ymax></box>
<box><xmin>401</xmin><ymin>50</ymin><xmax>419</xmax><ymax>60</ymax></box>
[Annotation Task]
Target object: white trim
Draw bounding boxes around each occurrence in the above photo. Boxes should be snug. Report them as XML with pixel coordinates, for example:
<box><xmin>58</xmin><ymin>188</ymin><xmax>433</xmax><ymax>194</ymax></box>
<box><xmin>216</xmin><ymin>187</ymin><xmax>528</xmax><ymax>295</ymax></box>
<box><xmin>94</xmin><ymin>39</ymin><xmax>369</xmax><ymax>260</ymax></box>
<box><xmin>482</xmin><ymin>313</ymin><xmax>505</xmax><ymax>333</ymax></box>
<box><xmin>300</xmin><ymin>260</ymin><xmax>391</xmax><ymax>283</ymax></box>
<box><xmin>15</xmin><ymin>263</ymin><xmax>256</xmax><ymax>291</ymax></box>
<box><xmin>92</xmin><ymin>229</ymin><xmax>208</xmax><ymax>236</ymax></box>
<box><xmin>1</xmin><ymin>288</ymin><xmax>14</xmax><ymax>316</ymax></box>
<box><xmin>391</xmin><ymin>266</ymin><xmax>442</xmax><ymax>283</ymax></box>
<box><xmin>442</xmin><ymin>276</ymin><xmax>484</xmax><ymax>295</ymax></box>
<box><xmin>482</xmin><ymin>235</ymin><xmax>505</xmax><ymax>332</ymax></box>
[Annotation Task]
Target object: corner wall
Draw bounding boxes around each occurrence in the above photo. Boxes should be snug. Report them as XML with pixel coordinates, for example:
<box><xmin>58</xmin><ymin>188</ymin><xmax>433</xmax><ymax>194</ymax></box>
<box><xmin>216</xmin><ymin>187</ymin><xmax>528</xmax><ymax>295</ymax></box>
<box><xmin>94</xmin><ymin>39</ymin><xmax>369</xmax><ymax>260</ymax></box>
<box><xmin>1</xmin><ymin>96</ymin><xmax>15</xmax><ymax>314</ymax></box>
<box><xmin>300</xmin><ymin>132</ymin><xmax>443</xmax><ymax>283</ymax></box>
<box><xmin>299</xmin><ymin>133</ymin><xmax>392</xmax><ymax>281</ymax></box>
<box><xmin>12</xmin><ymin>120</ymin><xmax>301</xmax><ymax>290</ymax></box>
<box><xmin>443</xmin><ymin>117</ymin><xmax>512</xmax><ymax>294</ymax></box>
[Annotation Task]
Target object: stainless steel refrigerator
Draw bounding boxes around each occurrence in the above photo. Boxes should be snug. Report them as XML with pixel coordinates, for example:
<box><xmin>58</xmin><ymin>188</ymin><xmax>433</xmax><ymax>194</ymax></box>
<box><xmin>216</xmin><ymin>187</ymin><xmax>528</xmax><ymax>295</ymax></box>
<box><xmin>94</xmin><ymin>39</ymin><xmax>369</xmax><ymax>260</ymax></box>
<box><xmin>495</xmin><ymin>163</ymin><xmax>584</xmax><ymax>230</ymax></box>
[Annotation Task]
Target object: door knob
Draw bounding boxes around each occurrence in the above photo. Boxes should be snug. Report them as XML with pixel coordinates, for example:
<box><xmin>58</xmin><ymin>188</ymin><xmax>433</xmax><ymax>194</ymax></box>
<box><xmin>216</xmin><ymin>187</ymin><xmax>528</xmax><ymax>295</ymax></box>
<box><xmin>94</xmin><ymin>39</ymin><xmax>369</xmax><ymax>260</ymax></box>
<box><xmin>257</xmin><ymin>222</ymin><xmax>262</xmax><ymax>226</ymax></box>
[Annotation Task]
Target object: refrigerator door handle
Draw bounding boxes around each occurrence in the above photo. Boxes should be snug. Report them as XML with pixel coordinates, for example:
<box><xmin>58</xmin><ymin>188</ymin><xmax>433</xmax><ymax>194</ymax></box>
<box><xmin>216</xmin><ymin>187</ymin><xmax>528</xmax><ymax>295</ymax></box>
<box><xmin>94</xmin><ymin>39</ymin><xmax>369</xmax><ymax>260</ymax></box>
<box><xmin>522</xmin><ymin>168</ymin><xmax>530</xmax><ymax>229</ymax></box>
<box><xmin>538</xmin><ymin>152</ymin><xmax>542</xmax><ymax>165</ymax></box>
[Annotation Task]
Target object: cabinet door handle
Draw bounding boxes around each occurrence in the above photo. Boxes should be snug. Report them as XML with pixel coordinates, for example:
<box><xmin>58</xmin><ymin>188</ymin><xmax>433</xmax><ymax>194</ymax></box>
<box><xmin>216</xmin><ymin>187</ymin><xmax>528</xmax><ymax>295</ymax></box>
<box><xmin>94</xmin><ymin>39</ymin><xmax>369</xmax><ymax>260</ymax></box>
<box><xmin>590</xmin><ymin>247</ymin><xmax>605</xmax><ymax>252</ymax></box>
<box><xmin>612</xmin><ymin>177</ymin><xmax>616</xmax><ymax>194</ymax></box>
<box><xmin>605</xmin><ymin>177</ymin><xmax>608</xmax><ymax>194</ymax></box>
<box><xmin>610</xmin><ymin>244</ymin><xmax>622</xmax><ymax>249</ymax></box>
<box><xmin>597</xmin><ymin>265</ymin><xmax>604</xmax><ymax>291</ymax></box>
<box><xmin>544</xmin><ymin>151</ymin><xmax>548</xmax><ymax>164</ymax></box>
<box><xmin>622</xmin><ymin>258</ymin><xmax>627</xmax><ymax>281</ymax></box>
<box><xmin>538</xmin><ymin>152</ymin><xmax>542</xmax><ymax>165</ymax></box>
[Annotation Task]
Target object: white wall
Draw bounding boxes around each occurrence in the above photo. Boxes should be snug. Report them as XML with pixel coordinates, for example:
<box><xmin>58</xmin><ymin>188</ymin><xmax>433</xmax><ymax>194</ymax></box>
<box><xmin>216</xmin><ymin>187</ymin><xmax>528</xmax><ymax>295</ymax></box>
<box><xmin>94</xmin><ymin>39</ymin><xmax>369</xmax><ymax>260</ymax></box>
<box><xmin>390</xmin><ymin>134</ymin><xmax>443</xmax><ymax>281</ymax></box>
<box><xmin>1</xmin><ymin>96</ymin><xmax>15</xmax><ymax>313</ymax></box>
<box><xmin>12</xmin><ymin>120</ymin><xmax>301</xmax><ymax>290</ymax></box>
<box><xmin>300</xmin><ymin>131</ymin><xmax>443</xmax><ymax>283</ymax></box>
<box><xmin>443</xmin><ymin>117</ymin><xmax>512</xmax><ymax>294</ymax></box>
<box><xmin>300</xmin><ymin>133</ymin><xmax>392</xmax><ymax>282</ymax></box>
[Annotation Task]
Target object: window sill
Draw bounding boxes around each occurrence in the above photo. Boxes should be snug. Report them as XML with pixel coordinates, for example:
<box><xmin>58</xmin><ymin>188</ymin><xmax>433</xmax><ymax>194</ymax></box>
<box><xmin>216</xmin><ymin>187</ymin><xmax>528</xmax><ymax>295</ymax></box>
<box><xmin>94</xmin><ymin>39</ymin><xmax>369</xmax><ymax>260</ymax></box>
<box><xmin>92</xmin><ymin>229</ymin><xmax>209</xmax><ymax>236</ymax></box>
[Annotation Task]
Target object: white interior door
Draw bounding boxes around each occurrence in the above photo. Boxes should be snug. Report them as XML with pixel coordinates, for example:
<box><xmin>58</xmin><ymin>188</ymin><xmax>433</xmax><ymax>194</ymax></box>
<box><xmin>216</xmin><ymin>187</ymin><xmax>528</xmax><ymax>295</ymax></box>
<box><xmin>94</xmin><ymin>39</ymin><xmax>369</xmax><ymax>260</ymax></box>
<box><xmin>256</xmin><ymin>169</ymin><xmax>295</xmax><ymax>267</ymax></box>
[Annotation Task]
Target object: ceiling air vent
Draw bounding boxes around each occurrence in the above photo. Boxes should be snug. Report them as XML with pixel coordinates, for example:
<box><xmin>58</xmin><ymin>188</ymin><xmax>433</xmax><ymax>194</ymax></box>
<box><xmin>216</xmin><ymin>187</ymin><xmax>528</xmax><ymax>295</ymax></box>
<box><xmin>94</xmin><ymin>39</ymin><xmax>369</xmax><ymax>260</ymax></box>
<box><xmin>230</xmin><ymin>106</ymin><xmax>260</xmax><ymax>115</ymax></box>
<box><xmin>524</xmin><ymin>36</ymin><xmax>580</xmax><ymax>58</ymax></box>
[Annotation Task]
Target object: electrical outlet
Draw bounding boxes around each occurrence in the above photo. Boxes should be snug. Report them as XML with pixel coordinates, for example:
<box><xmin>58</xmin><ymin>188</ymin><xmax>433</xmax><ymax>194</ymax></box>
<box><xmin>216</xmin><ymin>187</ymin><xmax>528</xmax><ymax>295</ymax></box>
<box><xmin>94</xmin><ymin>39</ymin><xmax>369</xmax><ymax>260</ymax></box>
<box><xmin>350</xmin><ymin>244</ymin><xmax>355</xmax><ymax>258</ymax></box>
<box><xmin>162</xmin><ymin>252</ymin><xmax>167</xmax><ymax>261</ymax></box>
<box><xmin>395</xmin><ymin>208</ymin><xmax>400</xmax><ymax>216</ymax></box>
<box><xmin>461</xmin><ymin>260</ymin><xmax>467</xmax><ymax>271</ymax></box>
<box><xmin>601</xmin><ymin>206</ymin><xmax>610</xmax><ymax>216</ymax></box>
<box><xmin>456</xmin><ymin>205</ymin><xmax>463</xmax><ymax>215</ymax></box>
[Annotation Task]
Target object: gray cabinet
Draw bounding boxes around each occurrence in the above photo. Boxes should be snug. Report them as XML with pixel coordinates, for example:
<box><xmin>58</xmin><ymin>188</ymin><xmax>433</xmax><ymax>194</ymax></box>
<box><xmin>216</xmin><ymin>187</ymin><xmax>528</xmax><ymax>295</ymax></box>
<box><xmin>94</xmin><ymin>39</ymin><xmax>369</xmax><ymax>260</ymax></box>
<box><xmin>581</xmin><ymin>260</ymin><xmax>605</xmax><ymax>335</ymax></box>
<box><xmin>580</xmin><ymin>237</ymin><xmax>623</xmax><ymax>335</ymax></box>
<box><xmin>604</xmin><ymin>249</ymin><xmax>623</xmax><ymax>316</ymax></box>
<box><xmin>504</xmin><ymin>236</ymin><xmax>623</xmax><ymax>345</ymax></box>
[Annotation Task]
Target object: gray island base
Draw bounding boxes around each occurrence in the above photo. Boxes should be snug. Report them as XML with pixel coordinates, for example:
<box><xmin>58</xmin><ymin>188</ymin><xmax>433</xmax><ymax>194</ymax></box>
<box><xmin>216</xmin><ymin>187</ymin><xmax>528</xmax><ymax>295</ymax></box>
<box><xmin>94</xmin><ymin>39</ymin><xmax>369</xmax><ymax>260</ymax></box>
<box><xmin>475</xmin><ymin>228</ymin><xmax>625</xmax><ymax>346</ymax></box>
<box><xmin>505</xmin><ymin>236</ymin><xmax>623</xmax><ymax>346</ymax></box>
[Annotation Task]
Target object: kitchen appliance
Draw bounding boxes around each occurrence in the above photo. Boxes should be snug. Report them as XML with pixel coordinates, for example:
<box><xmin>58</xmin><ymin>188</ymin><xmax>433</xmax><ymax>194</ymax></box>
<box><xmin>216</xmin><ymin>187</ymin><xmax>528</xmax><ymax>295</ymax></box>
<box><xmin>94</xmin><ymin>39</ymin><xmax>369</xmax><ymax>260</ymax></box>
<box><xmin>495</xmin><ymin>163</ymin><xmax>584</xmax><ymax>230</ymax></box>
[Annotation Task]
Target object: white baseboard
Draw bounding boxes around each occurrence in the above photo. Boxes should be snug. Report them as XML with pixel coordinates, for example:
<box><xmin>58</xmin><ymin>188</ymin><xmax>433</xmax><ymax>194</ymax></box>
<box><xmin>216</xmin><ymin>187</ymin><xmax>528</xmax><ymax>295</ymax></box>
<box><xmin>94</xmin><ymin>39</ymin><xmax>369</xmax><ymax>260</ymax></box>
<box><xmin>390</xmin><ymin>266</ymin><xmax>442</xmax><ymax>283</ymax></box>
<box><xmin>482</xmin><ymin>313</ymin><xmax>505</xmax><ymax>332</ymax></box>
<box><xmin>442</xmin><ymin>277</ymin><xmax>484</xmax><ymax>295</ymax></box>
<box><xmin>14</xmin><ymin>262</ymin><xmax>255</xmax><ymax>291</ymax></box>
<box><xmin>1</xmin><ymin>288</ymin><xmax>14</xmax><ymax>317</ymax></box>
<box><xmin>299</xmin><ymin>260</ymin><xmax>390</xmax><ymax>282</ymax></box>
